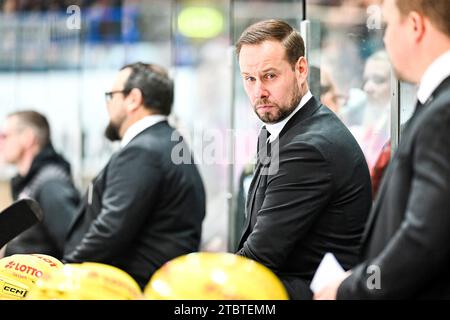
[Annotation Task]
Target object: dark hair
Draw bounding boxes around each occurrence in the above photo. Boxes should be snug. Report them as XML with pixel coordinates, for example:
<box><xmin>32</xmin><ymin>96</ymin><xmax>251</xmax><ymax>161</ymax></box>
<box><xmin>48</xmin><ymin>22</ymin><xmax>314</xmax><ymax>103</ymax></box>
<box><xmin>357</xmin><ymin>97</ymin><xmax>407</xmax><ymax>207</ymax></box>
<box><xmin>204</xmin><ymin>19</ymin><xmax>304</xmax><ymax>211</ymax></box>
<box><xmin>121</xmin><ymin>62</ymin><xmax>174</xmax><ymax>116</ymax></box>
<box><xmin>235</xmin><ymin>19</ymin><xmax>305</xmax><ymax>66</ymax></box>
<box><xmin>396</xmin><ymin>0</ymin><xmax>450</xmax><ymax>36</ymax></box>
<box><xmin>8</xmin><ymin>110</ymin><xmax>50</xmax><ymax>147</ymax></box>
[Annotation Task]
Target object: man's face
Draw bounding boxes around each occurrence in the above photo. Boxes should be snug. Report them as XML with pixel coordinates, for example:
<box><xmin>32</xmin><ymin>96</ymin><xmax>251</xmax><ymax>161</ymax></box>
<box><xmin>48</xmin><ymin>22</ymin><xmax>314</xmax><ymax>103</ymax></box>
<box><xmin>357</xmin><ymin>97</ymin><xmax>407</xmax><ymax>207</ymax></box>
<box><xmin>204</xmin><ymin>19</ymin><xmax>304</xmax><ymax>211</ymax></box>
<box><xmin>382</xmin><ymin>0</ymin><xmax>413</xmax><ymax>83</ymax></box>
<box><xmin>0</xmin><ymin>116</ymin><xmax>26</xmax><ymax>165</ymax></box>
<box><xmin>104</xmin><ymin>68</ymin><xmax>132</xmax><ymax>141</ymax></box>
<box><xmin>363</xmin><ymin>59</ymin><xmax>391</xmax><ymax>107</ymax></box>
<box><xmin>239</xmin><ymin>40</ymin><xmax>304</xmax><ymax>124</ymax></box>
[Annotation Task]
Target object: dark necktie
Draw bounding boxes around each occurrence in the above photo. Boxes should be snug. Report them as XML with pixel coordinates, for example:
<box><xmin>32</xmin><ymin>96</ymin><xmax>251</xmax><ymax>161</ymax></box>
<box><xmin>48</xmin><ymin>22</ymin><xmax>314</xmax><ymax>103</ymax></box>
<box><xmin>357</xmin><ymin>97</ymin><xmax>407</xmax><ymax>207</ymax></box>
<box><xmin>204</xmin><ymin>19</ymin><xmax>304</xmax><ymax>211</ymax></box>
<box><xmin>250</xmin><ymin>127</ymin><xmax>271</xmax><ymax>229</ymax></box>
<box><xmin>257</xmin><ymin>126</ymin><xmax>271</xmax><ymax>165</ymax></box>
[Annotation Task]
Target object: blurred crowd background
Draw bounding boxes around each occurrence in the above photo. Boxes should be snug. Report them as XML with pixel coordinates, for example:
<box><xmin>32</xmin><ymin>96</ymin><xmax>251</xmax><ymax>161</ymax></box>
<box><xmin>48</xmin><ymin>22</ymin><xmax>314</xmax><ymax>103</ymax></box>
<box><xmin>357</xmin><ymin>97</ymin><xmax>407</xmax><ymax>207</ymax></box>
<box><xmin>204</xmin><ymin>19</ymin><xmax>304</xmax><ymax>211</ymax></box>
<box><xmin>0</xmin><ymin>0</ymin><xmax>417</xmax><ymax>252</ymax></box>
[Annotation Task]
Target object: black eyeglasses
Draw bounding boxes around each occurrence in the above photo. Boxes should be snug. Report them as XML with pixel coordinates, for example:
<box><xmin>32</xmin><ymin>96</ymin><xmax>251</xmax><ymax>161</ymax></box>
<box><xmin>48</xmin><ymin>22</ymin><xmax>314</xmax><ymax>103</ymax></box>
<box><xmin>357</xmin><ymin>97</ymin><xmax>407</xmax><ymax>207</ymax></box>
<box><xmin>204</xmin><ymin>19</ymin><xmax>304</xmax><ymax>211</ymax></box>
<box><xmin>104</xmin><ymin>90</ymin><xmax>126</xmax><ymax>102</ymax></box>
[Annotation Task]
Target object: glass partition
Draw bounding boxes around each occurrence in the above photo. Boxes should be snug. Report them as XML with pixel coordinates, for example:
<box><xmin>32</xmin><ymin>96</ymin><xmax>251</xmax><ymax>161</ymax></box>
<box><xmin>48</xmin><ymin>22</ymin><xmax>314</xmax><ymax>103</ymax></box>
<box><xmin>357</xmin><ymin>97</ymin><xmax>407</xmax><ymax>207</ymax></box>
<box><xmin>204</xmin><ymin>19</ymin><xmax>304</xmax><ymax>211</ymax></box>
<box><xmin>171</xmin><ymin>0</ymin><xmax>232</xmax><ymax>251</ymax></box>
<box><xmin>306</xmin><ymin>0</ymin><xmax>393</xmax><ymax>198</ymax></box>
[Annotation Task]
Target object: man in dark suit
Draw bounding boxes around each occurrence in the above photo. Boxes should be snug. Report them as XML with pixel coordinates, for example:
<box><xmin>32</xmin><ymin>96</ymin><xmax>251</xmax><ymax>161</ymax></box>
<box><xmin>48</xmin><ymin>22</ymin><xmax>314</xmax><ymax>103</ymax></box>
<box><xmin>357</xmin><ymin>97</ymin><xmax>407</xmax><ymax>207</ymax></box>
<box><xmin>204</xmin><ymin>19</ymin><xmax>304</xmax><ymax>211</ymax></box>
<box><xmin>315</xmin><ymin>0</ymin><xmax>450</xmax><ymax>299</ymax></box>
<box><xmin>63</xmin><ymin>62</ymin><xmax>206</xmax><ymax>289</ymax></box>
<box><xmin>235</xmin><ymin>19</ymin><xmax>372</xmax><ymax>300</ymax></box>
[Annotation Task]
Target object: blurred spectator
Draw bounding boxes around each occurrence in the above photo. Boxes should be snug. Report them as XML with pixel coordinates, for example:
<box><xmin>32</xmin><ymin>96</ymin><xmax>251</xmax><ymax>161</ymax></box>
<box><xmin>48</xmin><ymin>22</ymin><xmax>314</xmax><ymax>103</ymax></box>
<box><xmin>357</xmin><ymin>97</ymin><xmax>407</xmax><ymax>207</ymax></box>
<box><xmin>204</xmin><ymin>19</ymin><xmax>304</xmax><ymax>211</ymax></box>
<box><xmin>122</xmin><ymin>0</ymin><xmax>140</xmax><ymax>42</ymax></box>
<box><xmin>2</xmin><ymin>0</ymin><xmax>17</xmax><ymax>13</ymax></box>
<box><xmin>85</xmin><ymin>0</ymin><xmax>123</xmax><ymax>43</ymax></box>
<box><xmin>320</xmin><ymin>66</ymin><xmax>341</xmax><ymax>114</ymax></box>
<box><xmin>345</xmin><ymin>50</ymin><xmax>391</xmax><ymax>170</ymax></box>
<box><xmin>1</xmin><ymin>0</ymin><xmax>85</xmax><ymax>12</ymax></box>
<box><xmin>0</xmin><ymin>110</ymin><xmax>79</xmax><ymax>259</ymax></box>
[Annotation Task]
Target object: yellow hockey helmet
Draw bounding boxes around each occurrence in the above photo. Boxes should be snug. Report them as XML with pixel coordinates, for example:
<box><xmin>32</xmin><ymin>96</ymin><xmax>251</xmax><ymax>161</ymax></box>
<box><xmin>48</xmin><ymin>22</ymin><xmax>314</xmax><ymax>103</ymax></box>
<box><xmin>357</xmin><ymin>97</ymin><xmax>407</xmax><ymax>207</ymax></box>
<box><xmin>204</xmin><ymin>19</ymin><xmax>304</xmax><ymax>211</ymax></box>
<box><xmin>27</xmin><ymin>262</ymin><xmax>143</xmax><ymax>300</ymax></box>
<box><xmin>0</xmin><ymin>253</ymin><xmax>63</xmax><ymax>299</ymax></box>
<box><xmin>144</xmin><ymin>252</ymin><xmax>289</xmax><ymax>300</ymax></box>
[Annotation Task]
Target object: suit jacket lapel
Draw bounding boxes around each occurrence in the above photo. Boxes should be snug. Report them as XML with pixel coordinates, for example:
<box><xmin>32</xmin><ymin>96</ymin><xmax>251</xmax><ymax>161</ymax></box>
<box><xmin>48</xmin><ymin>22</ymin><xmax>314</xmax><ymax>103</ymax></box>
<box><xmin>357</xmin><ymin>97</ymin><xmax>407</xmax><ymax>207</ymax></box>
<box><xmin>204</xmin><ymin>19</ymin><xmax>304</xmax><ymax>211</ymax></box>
<box><xmin>65</xmin><ymin>155</ymin><xmax>114</xmax><ymax>240</ymax></box>
<box><xmin>278</xmin><ymin>96</ymin><xmax>321</xmax><ymax>140</ymax></box>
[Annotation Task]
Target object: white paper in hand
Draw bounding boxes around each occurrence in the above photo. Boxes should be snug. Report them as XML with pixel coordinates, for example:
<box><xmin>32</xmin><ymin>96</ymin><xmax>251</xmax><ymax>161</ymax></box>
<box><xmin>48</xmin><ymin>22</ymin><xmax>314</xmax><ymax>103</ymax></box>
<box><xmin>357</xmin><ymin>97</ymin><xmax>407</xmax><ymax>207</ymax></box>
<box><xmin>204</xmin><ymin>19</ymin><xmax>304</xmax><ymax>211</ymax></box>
<box><xmin>310</xmin><ymin>253</ymin><xmax>345</xmax><ymax>293</ymax></box>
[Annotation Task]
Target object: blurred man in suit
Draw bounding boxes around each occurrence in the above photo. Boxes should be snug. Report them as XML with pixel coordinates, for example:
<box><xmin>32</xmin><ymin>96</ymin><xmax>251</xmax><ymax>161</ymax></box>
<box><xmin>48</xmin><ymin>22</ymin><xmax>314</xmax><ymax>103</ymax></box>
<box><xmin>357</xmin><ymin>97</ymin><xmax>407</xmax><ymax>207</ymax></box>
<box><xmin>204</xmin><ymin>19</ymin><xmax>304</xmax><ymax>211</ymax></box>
<box><xmin>315</xmin><ymin>0</ymin><xmax>450</xmax><ymax>299</ymax></box>
<box><xmin>235</xmin><ymin>19</ymin><xmax>372</xmax><ymax>299</ymax></box>
<box><xmin>64</xmin><ymin>62</ymin><xmax>206</xmax><ymax>289</ymax></box>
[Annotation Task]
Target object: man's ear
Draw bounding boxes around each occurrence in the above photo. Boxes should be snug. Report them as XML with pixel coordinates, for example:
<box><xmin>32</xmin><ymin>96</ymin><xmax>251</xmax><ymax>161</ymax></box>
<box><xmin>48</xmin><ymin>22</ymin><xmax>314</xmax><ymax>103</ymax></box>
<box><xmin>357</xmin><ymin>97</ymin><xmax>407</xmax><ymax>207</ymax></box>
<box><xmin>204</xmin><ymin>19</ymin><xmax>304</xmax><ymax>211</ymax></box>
<box><xmin>21</xmin><ymin>128</ymin><xmax>37</xmax><ymax>149</ymax></box>
<box><xmin>125</xmin><ymin>88</ymin><xmax>144</xmax><ymax>112</ymax></box>
<box><xmin>408</xmin><ymin>11</ymin><xmax>426</xmax><ymax>43</ymax></box>
<box><xmin>295</xmin><ymin>56</ymin><xmax>309</xmax><ymax>83</ymax></box>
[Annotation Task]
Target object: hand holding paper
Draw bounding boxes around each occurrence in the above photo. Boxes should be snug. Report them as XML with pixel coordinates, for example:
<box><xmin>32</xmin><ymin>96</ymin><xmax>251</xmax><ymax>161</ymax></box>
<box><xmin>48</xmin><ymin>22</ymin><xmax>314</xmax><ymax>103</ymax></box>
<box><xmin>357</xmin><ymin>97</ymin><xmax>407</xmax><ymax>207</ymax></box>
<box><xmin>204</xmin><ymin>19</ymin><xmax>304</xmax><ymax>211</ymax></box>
<box><xmin>310</xmin><ymin>252</ymin><xmax>351</xmax><ymax>300</ymax></box>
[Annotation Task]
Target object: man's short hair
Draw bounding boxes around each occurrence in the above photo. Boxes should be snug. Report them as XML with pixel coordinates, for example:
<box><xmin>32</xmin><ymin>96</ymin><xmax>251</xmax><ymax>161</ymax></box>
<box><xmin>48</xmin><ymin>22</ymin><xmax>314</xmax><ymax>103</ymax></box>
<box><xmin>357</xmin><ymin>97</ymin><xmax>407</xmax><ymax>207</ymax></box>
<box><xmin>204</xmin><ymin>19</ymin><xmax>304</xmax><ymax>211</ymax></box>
<box><xmin>121</xmin><ymin>62</ymin><xmax>174</xmax><ymax>116</ymax></box>
<box><xmin>235</xmin><ymin>19</ymin><xmax>305</xmax><ymax>67</ymax></box>
<box><xmin>7</xmin><ymin>110</ymin><xmax>50</xmax><ymax>147</ymax></box>
<box><xmin>396</xmin><ymin>0</ymin><xmax>450</xmax><ymax>36</ymax></box>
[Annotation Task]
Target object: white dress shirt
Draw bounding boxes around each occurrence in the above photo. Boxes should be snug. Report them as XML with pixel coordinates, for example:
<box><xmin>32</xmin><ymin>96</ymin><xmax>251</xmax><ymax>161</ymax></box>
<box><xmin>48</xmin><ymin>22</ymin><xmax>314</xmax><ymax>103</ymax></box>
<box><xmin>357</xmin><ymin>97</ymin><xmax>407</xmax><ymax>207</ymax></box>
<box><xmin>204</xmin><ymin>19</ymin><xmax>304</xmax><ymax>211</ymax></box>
<box><xmin>120</xmin><ymin>115</ymin><xmax>167</xmax><ymax>148</ymax></box>
<box><xmin>417</xmin><ymin>50</ymin><xmax>450</xmax><ymax>104</ymax></box>
<box><xmin>265</xmin><ymin>90</ymin><xmax>313</xmax><ymax>142</ymax></box>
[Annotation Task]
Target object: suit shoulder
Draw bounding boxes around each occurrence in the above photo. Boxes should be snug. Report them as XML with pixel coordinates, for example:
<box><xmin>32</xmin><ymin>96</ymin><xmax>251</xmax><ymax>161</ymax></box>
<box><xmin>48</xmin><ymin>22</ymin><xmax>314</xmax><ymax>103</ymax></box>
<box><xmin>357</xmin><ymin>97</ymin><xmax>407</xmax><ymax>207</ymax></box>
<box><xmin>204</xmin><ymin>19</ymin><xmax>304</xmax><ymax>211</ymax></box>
<box><xmin>290</xmin><ymin>110</ymin><xmax>357</xmax><ymax>149</ymax></box>
<box><xmin>112</xmin><ymin>137</ymin><xmax>163</xmax><ymax>168</ymax></box>
<box><xmin>414</xmin><ymin>96</ymin><xmax>450</xmax><ymax>144</ymax></box>
<box><xmin>126</xmin><ymin>123</ymin><xmax>174</xmax><ymax>149</ymax></box>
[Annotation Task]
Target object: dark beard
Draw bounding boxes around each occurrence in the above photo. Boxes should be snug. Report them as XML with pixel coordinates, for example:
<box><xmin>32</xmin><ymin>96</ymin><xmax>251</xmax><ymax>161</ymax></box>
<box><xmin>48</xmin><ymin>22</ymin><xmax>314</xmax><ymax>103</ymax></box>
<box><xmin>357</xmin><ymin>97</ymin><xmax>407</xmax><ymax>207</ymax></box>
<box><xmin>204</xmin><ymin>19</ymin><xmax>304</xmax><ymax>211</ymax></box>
<box><xmin>257</xmin><ymin>92</ymin><xmax>302</xmax><ymax>124</ymax></box>
<box><xmin>104</xmin><ymin>122</ymin><xmax>121</xmax><ymax>141</ymax></box>
<box><xmin>258</xmin><ymin>103</ymin><xmax>296</xmax><ymax>124</ymax></box>
<box><xmin>255</xmin><ymin>79</ymin><xmax>303</xmax><ymax>124</ymax></box>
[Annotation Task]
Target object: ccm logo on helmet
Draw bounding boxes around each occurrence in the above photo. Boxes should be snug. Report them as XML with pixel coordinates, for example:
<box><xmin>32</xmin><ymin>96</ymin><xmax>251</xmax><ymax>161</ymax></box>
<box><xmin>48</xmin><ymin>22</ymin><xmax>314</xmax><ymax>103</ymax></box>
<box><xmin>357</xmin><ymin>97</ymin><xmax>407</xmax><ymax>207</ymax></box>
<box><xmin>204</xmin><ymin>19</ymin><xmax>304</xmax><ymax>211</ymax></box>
<box><xmin>2</xmin><ymin>285</ymin><xmax>27</xmax><ymax>298</ymax></box>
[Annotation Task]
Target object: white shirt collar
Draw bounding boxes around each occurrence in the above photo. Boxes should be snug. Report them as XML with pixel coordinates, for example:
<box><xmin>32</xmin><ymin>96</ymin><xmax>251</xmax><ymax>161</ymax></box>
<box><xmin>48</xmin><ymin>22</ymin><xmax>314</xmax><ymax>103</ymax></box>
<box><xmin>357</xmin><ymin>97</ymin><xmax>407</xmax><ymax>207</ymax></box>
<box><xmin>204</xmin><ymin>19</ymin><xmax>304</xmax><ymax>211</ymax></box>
<box><xmin>120</xmin><ymin>114</ymin><xmax>167</xmax><ymax>148</ymax></box>
<box><xmin>265</xmin><ymin>90</ymin><xmax>313</xmax><ymax>142</ymax></box>
<box><xmin>417</xmin><ymin>50</ymin><xmax>450</xmax><ymax>104</ymax></box>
